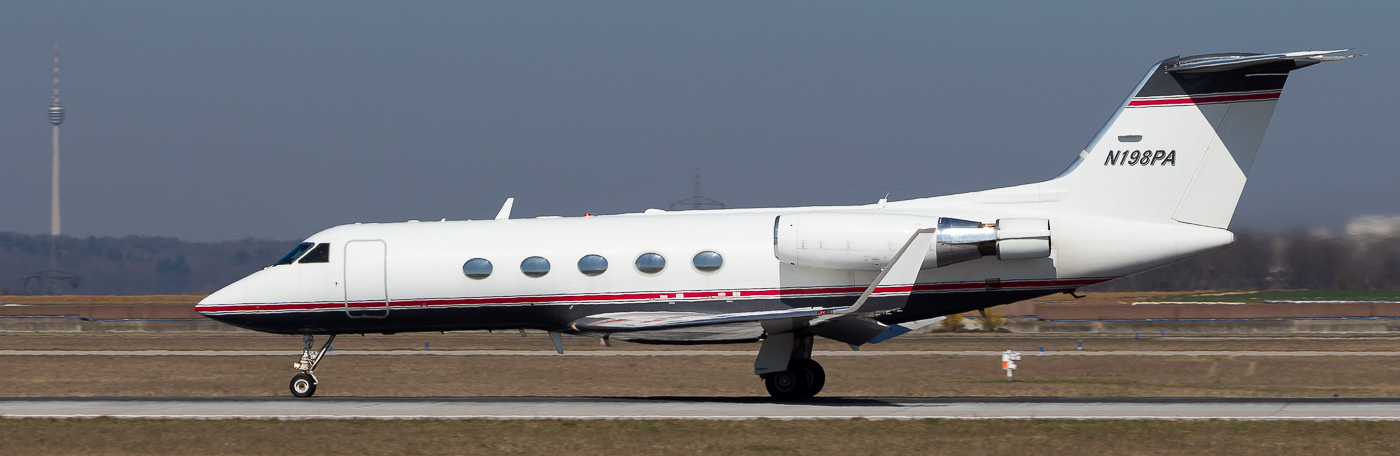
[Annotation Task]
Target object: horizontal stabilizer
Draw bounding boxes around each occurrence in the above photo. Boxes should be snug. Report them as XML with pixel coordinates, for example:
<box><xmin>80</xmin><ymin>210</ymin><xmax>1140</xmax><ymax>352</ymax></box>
<box><xmin>1168</xmin><ymin>49</ymin><xmax>1358</xmax><ymax>73</ymax></box>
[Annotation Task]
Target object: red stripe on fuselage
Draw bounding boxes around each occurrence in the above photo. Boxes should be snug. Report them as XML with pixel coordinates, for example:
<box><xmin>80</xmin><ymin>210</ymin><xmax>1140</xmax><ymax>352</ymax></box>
<box><xmin>195</xmin><ymin>278</ymin><xmax>1109</xmax><ymax>315</ymax></box>
<box><xmin>1127</xmin><ymin>91</ymin><xmax>1280</xmax><ymax>107</ymax></box>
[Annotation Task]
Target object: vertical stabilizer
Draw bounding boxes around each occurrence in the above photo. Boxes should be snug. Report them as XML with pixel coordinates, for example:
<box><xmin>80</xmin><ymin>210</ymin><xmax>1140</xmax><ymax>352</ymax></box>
<box><xmin>1053</xmin><ymin>50</ymin><xmax>1357</xmax><ymax>228</ymax></box>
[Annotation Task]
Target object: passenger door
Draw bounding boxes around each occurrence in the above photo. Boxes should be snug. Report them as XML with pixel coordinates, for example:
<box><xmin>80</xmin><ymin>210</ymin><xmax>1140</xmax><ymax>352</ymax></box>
<box><xmin>343</xmin><ymin>240</ymin><xmax>389</xmax><ymax>318</ymax></box>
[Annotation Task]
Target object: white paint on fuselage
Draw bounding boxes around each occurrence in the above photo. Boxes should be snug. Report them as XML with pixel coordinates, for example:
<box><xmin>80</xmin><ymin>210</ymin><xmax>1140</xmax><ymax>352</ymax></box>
<box><xmin>201</xmin><ymin>197</ymin><xmax>1233</xmax><ymax>309</ymax></box>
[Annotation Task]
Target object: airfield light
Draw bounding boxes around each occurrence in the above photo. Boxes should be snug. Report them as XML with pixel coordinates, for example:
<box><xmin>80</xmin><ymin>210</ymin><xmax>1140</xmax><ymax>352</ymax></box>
<box><xmin>1002</xmin><ymin>350</ymin><xmax>1021</xmax><ymax>381</ymax></box>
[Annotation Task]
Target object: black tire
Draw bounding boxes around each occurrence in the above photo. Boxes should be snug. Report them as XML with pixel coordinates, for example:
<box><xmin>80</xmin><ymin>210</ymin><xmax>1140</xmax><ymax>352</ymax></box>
<box><xmin>789</xmin><ymin>358</ymin><xmax>826</xmax><ymax>398</ymax></box>
<box><xmin>763</xmin><ymin>370</ymin><xmax>803</xmax><ymax>400</ymax></box>
<box><xmin>290</xmin><ymin>373</ymin><xmax>317</xmax><ymax>398</ymax></box>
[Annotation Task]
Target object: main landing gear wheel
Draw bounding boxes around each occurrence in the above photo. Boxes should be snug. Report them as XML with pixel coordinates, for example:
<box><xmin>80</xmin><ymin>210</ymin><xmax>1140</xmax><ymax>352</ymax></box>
<box><xmin>790</xmin><ymin>358</ymin><xmax>825</xmax><ymax>398</ymax></box>
<box><xmin>764</xmin><ymin>359</ymin><xmax>825</xmax><ymax>400</ymax></box>
<box><xmin>290</xmin><ymin>373</ymin><xmax>317</xmax><ymax>398</ymax></box>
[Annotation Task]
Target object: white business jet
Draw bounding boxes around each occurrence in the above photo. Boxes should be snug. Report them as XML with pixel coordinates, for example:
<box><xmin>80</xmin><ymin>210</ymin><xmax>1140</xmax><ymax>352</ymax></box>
<box><xmin>197</xmin><ymin>50</ymin><xmax>1358</xmax><ymax>398</ymax></box>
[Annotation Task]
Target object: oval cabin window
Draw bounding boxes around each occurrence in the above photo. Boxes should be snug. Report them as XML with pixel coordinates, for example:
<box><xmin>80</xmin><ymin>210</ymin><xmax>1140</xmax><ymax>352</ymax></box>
<box><xmin>462</xmin><ymin>258</ymin><xmax>493</xmax><ymax>279</ymax></box>
<box><xmin>635</xmin><ymin>253</ymin><xmax>666</xmax><ymax>274</ymax></box>
<box><xmin>520</xmin><ymin>256</ymin><xmax>551</xmax><ymax>277</ymax></box>
<box><xmin>692</xmin><ymin>251</ymin><xmax>723</xmax><ymax>272</ymax></box>
<box><xmin>577</xmin><ymin>254</ymin><xmax>608</xmax><ymax>276</ymax></box>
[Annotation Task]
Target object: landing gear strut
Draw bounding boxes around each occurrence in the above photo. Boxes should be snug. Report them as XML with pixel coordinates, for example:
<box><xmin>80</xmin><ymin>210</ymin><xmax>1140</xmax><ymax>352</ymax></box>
<box><xmin>756</xmin><ymin>333</ymin><xmax>826</xmax><ymax>400</ymax></box>
<box><xmin>291</xmin><ymin>334</ymin><xmax>335</xmax><ymax>398</ymax></box>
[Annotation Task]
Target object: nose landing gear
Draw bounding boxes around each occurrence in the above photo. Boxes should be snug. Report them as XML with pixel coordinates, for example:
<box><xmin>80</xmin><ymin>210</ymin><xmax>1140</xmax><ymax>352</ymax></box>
<box><xmin>290</xmin><ymin>373</ymin><xmax>317</xmax><ymax>397</ymax></box>
<box><xmin>291</xmin><ymin>334</ymin><xmax>336</xmax><ymax>398</ymax></box>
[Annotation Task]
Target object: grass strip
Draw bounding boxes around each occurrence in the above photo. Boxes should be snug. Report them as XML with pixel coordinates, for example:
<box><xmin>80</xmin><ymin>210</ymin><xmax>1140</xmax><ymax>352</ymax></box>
<box><xmin>2</xmin><ymin>418</ymin><xmax>1399</xmax><ymax>455</ymax></box>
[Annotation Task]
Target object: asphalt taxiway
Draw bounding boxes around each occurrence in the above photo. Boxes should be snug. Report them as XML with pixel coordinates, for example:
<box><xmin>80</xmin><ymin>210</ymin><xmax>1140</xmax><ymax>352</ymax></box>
<box><xmin>2</xmin><ymin>349</ymin><xmax>1396</xmax><ymax>357</ymax></box>
<box><xmin>5</xmin><ymin>397</ymin><xmax>1400</xmax><ymax>420</ymax></box>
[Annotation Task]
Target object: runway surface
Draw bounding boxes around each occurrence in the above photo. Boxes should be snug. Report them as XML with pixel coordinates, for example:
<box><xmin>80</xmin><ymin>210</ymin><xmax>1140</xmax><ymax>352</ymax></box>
<box><xmin>0</xmin><ymin>349</ymin><xmax>1395</xmax><ymax>357</ymax></box>
<box><xmin>5</xmin><ymin>397</ymin><xmax>1400</xmax><ymax>420</ymax></box>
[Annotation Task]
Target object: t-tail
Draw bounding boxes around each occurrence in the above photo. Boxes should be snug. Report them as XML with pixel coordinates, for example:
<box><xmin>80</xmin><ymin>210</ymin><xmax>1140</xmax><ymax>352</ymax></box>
<box><xmin>1051</xmin><ymin>50</ymin><xmax>1359</xmax><ymax>228</ymax></box>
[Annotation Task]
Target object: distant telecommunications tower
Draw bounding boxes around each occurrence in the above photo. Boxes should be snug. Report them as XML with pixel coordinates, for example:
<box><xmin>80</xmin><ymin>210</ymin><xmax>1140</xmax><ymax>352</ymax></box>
<box><xmin>48</xmin><ymin>42</ymin><xmax>64</xmax><ymax>236</ymax></box>
<box><xmin>668</xmin><ymin>170</ymin><xmax>726</xmax><ymax>211</ymax></box>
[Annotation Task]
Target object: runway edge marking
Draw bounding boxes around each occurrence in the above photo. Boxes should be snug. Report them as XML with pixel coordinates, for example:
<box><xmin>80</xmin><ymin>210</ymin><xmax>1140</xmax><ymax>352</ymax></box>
<box><xmin>8</xmin><ymin>414</ymin><xmax>1400</xmax><ymax>421</ymax></box>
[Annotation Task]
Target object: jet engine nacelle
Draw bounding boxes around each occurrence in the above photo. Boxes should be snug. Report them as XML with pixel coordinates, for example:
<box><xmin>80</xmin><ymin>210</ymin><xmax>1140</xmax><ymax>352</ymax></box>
<box><xmin>773</xmin><ymin>213</ymin><xmax>1052</xmax><ymax>271</ymax></box>
<box><xmin>774</xmin><ymin>213</ymin><xmax>938</xmax><ymax>270</ymax></box>
<box><xmin>934</xmin><ymin>217</ymin><xmax>1052</xmax><ymax>267</ymax></box>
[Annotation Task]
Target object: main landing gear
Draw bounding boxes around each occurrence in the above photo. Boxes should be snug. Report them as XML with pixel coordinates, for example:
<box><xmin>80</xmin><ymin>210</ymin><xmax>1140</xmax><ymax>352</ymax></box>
<box><xmin>291</xmin><ymin>334</ymin><xmax>336</xmax><ymax>398</ymax></box>
<box><xmin>762</xmin><ymin>358</ymin><xmax>826</xmax><ymax>400</ymax></box>
<box><xmin>755</xmin><ymin>333</ymin><xmax>826</xmax><ymax>400</ymax></box>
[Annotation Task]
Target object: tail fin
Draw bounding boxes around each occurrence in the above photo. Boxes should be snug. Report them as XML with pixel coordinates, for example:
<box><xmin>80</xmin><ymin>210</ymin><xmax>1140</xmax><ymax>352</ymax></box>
<box><xmin>1052</xmin><ymin>50</ymin><xmax>1357</xmax><ymax>228</ymax></box>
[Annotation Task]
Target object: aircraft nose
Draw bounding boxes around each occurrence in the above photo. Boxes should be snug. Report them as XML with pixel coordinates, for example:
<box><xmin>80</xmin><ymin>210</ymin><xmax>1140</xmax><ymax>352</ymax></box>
<box><xmin>195</xmin><ymin>280</ymin><xmax>247</xmax><ymax>316</ymax></box>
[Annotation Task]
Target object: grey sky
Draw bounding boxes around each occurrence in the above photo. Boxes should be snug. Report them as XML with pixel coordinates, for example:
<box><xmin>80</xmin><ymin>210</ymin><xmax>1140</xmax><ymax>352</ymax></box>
<box><xmin>0</xmin><ymin>1</ymin><xmax>1395</xmax><ymax>241</ymax></box>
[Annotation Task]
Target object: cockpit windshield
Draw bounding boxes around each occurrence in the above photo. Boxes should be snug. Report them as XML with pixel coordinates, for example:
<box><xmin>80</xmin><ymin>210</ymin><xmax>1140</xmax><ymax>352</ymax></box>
<box><xmin>299</xmin><ymin>243</ymin><xmax>331</xmax><ymax>263</ymax></box>
<box><xmin>275</xmin><ymin>242</ymin><xmax>315</xmax><ymax>265</ymax></box>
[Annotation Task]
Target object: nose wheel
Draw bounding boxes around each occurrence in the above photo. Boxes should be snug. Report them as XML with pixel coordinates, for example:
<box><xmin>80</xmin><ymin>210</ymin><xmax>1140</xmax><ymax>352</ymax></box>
<box><xmin>290</xmin><ymin>373</ymin><xmax>317</xmax><ymax>398</ymax></box>
<box><xmin>290</xmin><ymin>334</ymin><xmax>335</xmax><ymax>398</ymax></box>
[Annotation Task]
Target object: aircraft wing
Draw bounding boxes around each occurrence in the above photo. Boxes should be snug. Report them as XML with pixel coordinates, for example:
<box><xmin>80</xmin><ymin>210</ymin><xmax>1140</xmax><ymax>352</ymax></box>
<box><xmin>570</xmin><ymin>307</ymin><xmax>831</xmax><ymax>332</ymax></box>
<box><xmin>569</xmin><ymin>308</ymin><xmax>832</xmax><ymax>344</ymax></box>
<box><xmin>569</xmin><ymin>228</ymin><xmax>939</xmax><ymax>344</ymax></box>
<box><xmin>570</xmin><ymin>309</ymin><xmax>942</xmax><ymax>345</ymax></box>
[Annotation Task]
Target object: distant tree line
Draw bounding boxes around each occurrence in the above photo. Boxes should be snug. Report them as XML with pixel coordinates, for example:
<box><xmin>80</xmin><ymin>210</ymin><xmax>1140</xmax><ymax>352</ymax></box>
<box><xmin>4</xmin><ymin>229</ymin><xmax>1399</xmax><ymax>295</ymax></box>
<box><xmin>0</xmin><ymin>231</ymin><xmax>290</xmax><ymax>295</ymax></box>
<box><xmin>1088</xmin><ymin>230</ymin><xmax>1400</xmax><ymax>291</ymax></box>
